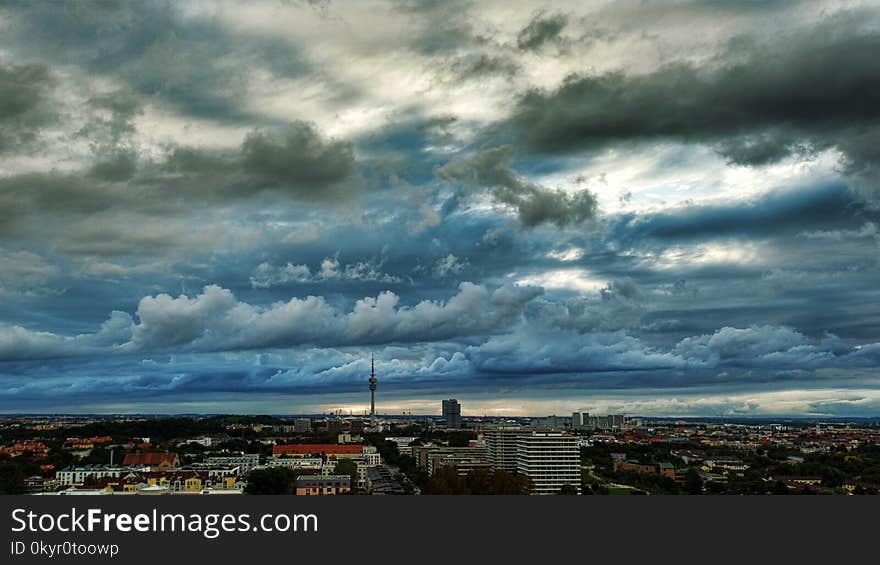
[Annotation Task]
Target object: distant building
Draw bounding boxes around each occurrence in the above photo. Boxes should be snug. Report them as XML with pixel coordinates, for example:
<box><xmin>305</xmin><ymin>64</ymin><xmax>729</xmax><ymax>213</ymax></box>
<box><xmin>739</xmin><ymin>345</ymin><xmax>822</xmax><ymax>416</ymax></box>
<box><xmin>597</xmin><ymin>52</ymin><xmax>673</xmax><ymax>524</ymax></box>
<box><xmin>327</xmin><ymin>419</ymin><xmax>344</xmax><ymax>434</ymax></box>
<box><xmin>272</xmin><ymin>444</ymin><xmax>364</xmax><ymax>460</ymax></box>
<box><xmin>362</xmin><ymin>446</ymin><xmax>381</xmax><ymax>467</ymax></box>
<box><xmin>442</xmin><ymin>399</ymin><xmax>461</xmax><ymax>429</ymax></box>
<box><xmin>295</xmin><ymin>474</ymin><xmax>351</xmax><ymax>496</ymax></box>
<box><xmin>293</xmin><ymin>418</ymin><xmax>312</xmax><ymax>433</ymax></box>
<box><xmin>349</xmin><ymin>420</ymin><xmax>366</xmax><ymax>434</ymax></box>
<box><xmin>613</xmin><ymin>460</ymin><xmax>657</xmax><ymax>474</ymax></box>
<box><xmin>384</xmin><ymin>437</ymin><xmax>419</xmax><ymax>456</ymax></box>
<box><xmin>570</xmin><ymin>412</ymin><xmax>625</xmax><ymax>430</ymax></box>
<box><xmin>659</xmin><ymin>462</ymin><xmax>676</xmax><ymax>480</ymax></box>
<box><xmin>516</xmin><ymin>432</ymin><xmax>581</xmax><ymax>495</ymax></box>
<box><xmin>205</xmin><ymin>454</ymin><xmax>260</xmax><ymax>473</ymax></box>
<box><xmin>532</xmin><ymin>415</ymin><xmax>566</xmax><ymax>430</ymax></box>
<box><xmin>266</xmin><ymin>457</ymin><xmax>323</xmax><ymax>470</ymax></box>
<box><xmin>57</xmin><ymin>465</ymin><xmax>125</xmax><ymax>486</ymax></box>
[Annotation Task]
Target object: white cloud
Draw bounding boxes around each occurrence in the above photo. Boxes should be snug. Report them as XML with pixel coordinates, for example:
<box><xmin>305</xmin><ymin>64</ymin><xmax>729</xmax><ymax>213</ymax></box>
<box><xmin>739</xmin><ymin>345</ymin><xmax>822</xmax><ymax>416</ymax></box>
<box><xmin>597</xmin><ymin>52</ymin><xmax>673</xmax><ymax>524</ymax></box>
<box><xmin>249</xmin><ymin>256</ymin><xmax>402</xmax><ymax>288</ymax></box>
<box><xmin>432</xmin><ymin>253</ymin><xmax>467</xmax><ymax>278</ymax></box>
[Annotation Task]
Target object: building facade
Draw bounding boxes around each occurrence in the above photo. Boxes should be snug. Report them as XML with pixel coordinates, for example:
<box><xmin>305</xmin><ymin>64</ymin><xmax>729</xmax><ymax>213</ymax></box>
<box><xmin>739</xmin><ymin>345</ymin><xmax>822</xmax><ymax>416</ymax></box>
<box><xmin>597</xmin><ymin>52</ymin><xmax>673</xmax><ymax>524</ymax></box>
<box><xmin>442</xmin><ymin>399</ymin><xmax>462</xmax><ymax>429</ymax></box>
<box><xmin>295</xmin><ymin>474</ymin><xmax>351</xmax><ymax>496</ymax></box>
<box><xmin>515</xmin><ymin>432</ymin><xmax>581</xmax><ymax>495</ymax></box>
<box><xmin>485</xmin><ymin>426</ymin><xmax>523</xmax><ymax>473</ymax></box>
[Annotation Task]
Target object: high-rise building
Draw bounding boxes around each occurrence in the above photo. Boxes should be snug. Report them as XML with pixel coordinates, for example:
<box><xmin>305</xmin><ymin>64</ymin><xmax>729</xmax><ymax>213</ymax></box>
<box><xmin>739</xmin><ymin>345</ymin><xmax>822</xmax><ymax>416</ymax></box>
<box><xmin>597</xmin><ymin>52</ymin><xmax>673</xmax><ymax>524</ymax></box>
<box><xmin>485</xmin><ymin>426</ymin><xmax>523</xmax><ymax>473</ymax></box>
<box><xmin>516</xmin><ymin>432</ymin><xmax>581</xmax><ymax>495</ymax></box>
<box><xmin>442</xmin><ymin>399</ymin><xmax>461</xmax><ymax>429</ymax></box>
<box><xmin>571</xmin><ymin>411</ymin><xmax>591</xmax><ymax>430</ymax></box>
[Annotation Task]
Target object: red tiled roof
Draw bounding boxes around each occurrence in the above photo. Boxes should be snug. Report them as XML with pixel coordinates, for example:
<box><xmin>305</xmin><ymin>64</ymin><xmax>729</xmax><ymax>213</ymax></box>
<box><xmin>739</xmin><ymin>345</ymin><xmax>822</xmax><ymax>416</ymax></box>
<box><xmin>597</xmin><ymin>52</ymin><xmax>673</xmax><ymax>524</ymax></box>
<box><xmin>122</xmin><ymin>452</ymin><xmax>178</xmax><ymax>466</ymax></box>
<box><xmin>272</xmin><ymin>444</ymin><xmax>363</xmax><ymax>456</ymax></box>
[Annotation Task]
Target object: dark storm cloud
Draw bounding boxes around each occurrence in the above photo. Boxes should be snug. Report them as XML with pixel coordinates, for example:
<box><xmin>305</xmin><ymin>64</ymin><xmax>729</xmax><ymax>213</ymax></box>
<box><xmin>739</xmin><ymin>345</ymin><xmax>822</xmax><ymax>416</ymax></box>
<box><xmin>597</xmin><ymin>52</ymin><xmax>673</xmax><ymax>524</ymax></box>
<box><xmin>76</xmin><ymin>90</ymin><xmax>143</xmax><ymax>147</ymax></box>
<box><xmin>504</xmin><ymin>13</ymin><xmax>880</xmax><ymax>183</ymax></box>
<box><xmin>437</xmin><ymin>146</ymin><xmax>598</xmax><ymax>228</ymax></box>
<box><xmin>516</xmin><ymin>11</ymin><xmax>568</xmax><ymax>51</ymax></box>
<box><xmin>4</xmin><ymin>318</ymin><xmax>879</xmax><ymax>405</ymax></box>
<box><xmin>240</xmin><ymin>122</ymin><xmax>357</xmax><ymax>191</ymax></box>
<box><xmin>87</xmin><ymin>149</ymin><xmax>139</xmax><ymax>182</ymax></box>
<box><xmin>0</xmin><ymin>120</ymin><xmax>359</xmax><ymax>255</ymax></box>
<box><xmin>606</xmin><ymin>182</ymin><xmax>874</xmax><ymax>245</ymax></box>
<box><xmin>0</xmin><ymin>62</ymin><xmax>55</xmax><ymax>153</ymax></box>
<box><xmin>0</xmin><ymin>0</ymin><xmax>307</xmax><ymax>122</ymax></box>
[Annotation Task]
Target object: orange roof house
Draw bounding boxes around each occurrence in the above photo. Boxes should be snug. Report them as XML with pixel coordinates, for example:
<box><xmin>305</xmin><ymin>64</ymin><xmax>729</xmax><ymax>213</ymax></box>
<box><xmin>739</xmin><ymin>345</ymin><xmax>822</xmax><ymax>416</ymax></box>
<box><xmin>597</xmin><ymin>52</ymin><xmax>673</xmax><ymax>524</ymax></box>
<box><xmin>272</xmin><ymin>444</ymin><xmax>363</xmax><ymax>458</ymax></box>
<box><xmin>122</xmin><ymin>452</ymin><xmax>179</xmax><ymax>471</ymax></box>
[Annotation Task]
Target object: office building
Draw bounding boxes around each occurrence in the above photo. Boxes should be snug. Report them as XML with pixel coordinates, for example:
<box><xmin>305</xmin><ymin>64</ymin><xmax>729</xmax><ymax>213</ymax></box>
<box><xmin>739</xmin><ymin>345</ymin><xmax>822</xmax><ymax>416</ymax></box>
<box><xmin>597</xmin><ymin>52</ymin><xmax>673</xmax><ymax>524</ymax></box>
<box><xmin>442</xmin><ymin>399</ymin><xmax>462</xmax><ymax>429</ymax></box>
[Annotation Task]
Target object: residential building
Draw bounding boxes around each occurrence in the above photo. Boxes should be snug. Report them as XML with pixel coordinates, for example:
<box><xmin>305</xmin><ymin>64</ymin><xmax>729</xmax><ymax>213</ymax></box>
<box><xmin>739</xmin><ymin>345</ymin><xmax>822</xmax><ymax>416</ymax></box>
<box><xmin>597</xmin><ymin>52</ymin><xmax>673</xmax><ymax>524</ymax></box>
<box><xmin>265</xmin><ymin>457</ymin><xmax>323</xmax><ymax>470</ymax></box>
<box><xmin>272</xmin><ymin>444</ymin><xmax>363</xmax><ymax>459</ymax></box>
<box><xmin>205</xmin><ymin>454</ymin><xmax>260</xmax><ymax>473</ymax></box>
<box><xmin>121</xmin><ymin>452</ymin><xmax>179</xmax><ymax>471</ymax></box>
<box><xmin>295</xmin><ymin>474</ymin><xmax>351</xmax><ymax>496</ymax></box>
<box><xmin>485</xmin><ymin>426</ymin><xmax>523</xmax><ymax>472</ymax></box>
<box><xmin>516</xmin><ymin>432</ymin><xmax>581</xmax><ymax>495</ymax></box>
<box><xmin>56</xmin><ymin>465</ymin><xmax>125</xmax><ymax>486</ymax></box>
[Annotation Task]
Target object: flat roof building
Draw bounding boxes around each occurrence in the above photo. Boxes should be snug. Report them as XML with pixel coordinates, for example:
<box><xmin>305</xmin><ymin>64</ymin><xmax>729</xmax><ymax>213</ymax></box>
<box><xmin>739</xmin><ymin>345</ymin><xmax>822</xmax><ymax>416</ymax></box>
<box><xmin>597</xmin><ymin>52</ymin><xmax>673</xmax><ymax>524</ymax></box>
<box><xmin>516</xmin><ymin>432</ymin><xmax>581</xmax><ymax>495</ymax></box>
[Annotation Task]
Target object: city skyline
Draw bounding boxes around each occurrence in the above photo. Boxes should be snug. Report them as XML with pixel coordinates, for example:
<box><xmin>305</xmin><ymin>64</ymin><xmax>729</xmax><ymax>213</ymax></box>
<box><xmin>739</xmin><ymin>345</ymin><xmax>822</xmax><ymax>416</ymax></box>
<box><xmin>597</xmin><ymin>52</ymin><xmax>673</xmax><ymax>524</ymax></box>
<box><xmin>1</xmin><ymin>1</ymin><xmax>880</xmax><ymax>417</ymax></box>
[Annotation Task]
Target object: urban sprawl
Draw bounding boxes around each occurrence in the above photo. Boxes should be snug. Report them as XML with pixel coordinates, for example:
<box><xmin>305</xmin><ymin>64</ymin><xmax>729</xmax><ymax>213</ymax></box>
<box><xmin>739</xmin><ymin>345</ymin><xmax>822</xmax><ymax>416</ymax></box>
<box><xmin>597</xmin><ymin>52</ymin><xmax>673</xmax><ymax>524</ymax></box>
<box><xmin>2</xmin><ymin>403</ymin><xmax>879</xmax><ymax>496</ymax></box>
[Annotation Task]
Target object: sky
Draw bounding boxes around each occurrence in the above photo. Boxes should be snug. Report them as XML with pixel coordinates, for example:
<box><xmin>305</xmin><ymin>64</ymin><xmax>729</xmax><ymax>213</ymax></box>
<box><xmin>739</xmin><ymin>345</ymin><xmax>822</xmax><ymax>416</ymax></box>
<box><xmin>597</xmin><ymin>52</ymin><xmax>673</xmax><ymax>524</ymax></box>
<box><xmin>1</xmin><ymin>0</ymin><xmax>879</xmax><ymax>417</ymax></box>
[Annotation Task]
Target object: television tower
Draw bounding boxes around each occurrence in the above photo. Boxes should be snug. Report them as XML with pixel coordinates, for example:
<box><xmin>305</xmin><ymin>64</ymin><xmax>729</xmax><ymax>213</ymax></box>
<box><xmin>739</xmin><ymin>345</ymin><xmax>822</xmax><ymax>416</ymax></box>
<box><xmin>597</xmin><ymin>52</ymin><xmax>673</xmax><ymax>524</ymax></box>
<box><xmin>369</xmin><ymin>354</ymin><xmax>377</xmax><ymax>428</ymax></box>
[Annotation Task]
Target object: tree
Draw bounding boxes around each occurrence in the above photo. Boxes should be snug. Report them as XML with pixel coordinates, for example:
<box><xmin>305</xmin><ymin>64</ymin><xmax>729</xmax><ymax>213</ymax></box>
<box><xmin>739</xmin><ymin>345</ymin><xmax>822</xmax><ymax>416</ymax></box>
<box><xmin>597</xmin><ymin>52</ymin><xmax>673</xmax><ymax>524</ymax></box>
<box><xmin>685</xmin><ymin>468</ymin><xmax>703</xmax><ymax>495</ymax></box>
<box><xmin>558</xmin><ymin>483</ymin><xmax>578</xmax><ymax>495</ymax></box>
<box><xmin>0</xmin><ymin>460</ymin><xmax>27</xmax><ymax>494</ymax></box>
<box><xmin>244</xmin><ymin>468</ymin><xmax>298</xmax><ymax>495</ymax></box>
<box><xmin>773</xmin><ymin>480</ymin><xmax>790</xmax><ymax>495</ymax></box>
<box><xmin>490</xmin><ymin>470</ymin><xmax>531</xmax><ymax>495</ymax></box>
<box><xmin>334</xmin><ymin>459</ymin><xmax>359</xmax><ymax>492</ymax></box>
<box><xmin>466</xmin><ymin>468</ymin><xmax>494</xmax><ymax>494</ymax></box>
<box><xmin>426</xmin><ymin>466</ymin><xmax>467</xmax><ymax>494</ymax></box>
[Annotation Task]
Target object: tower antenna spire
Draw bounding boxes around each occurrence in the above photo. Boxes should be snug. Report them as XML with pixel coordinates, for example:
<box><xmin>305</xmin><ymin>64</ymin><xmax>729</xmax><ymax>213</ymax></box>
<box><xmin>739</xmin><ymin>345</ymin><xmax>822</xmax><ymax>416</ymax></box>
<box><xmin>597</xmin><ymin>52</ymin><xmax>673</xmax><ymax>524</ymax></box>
<box><xmin>369</xmin><ymin>353</ymin><xmax>377</xmax><ymax>429</ymax></box>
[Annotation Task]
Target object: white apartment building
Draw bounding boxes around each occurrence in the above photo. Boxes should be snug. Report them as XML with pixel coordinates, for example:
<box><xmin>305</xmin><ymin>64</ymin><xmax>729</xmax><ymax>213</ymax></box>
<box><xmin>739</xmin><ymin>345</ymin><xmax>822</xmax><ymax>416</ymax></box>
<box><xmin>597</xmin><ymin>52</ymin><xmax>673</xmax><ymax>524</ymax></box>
<box><xmin>516</xmin><ymin>432</ymin><xmax>581</xmax><ymax>495</ymax></box>
<box><xmin>56</xmin><ymin>466</ymin><xmax>125</xmax><ymax>486</ymax></box>
<box><xmin>485</xmin><ymin>426</ymin><xmax>523</xmax><ymax>472</ymax></box>
<box><xmin>265</xmin><ymin>457</ymin><xmax>323</xmax><ymax>469</ymax></box>
<box><xmin>205</xmin><ymin>454</ymin><xmax>261</xmax><ymax>473</ymax></box>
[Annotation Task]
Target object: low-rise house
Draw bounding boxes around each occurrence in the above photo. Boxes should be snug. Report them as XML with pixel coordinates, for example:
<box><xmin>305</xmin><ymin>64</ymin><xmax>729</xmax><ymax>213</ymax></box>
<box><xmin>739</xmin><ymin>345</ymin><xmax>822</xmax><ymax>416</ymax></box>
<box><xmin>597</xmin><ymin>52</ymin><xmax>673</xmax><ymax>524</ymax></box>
<box><xmin>295</xmin><ymin>474</ymin><xmax>351</xmax><ymax>496</ymax></box>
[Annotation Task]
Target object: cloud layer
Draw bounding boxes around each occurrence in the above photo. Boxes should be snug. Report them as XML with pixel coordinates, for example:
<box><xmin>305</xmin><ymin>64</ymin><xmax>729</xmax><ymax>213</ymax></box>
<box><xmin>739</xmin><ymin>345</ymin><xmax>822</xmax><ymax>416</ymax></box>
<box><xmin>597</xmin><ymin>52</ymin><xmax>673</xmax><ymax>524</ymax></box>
<box><xmin>0</xmin><ymin>0</ymin><xmax>878</xmax><ymax>415</ymax></box>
